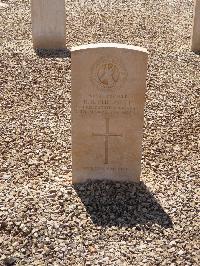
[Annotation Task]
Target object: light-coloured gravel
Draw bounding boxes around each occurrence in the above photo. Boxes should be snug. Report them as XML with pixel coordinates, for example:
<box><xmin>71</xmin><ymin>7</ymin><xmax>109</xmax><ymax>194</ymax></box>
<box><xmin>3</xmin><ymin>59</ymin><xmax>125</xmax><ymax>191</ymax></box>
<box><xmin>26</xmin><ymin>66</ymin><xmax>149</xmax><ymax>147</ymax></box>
<box><xmin>0</xmin><ymin>0</ymin><xmax>199</xmax><ymax>265</ymax></box>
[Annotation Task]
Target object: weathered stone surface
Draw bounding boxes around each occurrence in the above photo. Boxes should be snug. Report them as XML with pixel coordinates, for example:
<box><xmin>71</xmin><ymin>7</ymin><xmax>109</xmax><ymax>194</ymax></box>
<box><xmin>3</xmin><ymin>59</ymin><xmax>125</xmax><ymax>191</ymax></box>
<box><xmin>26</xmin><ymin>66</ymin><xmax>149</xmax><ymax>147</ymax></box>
<box><xmin>192</xmin><ymin>0</ymin><xmax>200</xmax><ymax>52</ymax></box>
<box><xmin>31</xmin><ymin>0</ymin><xmax>66</xmax><ymax>49</ymax></box>
<box><xmin>71</xmin><ymin>43</ymin><xmax>148</xmax><ymax>183</ymax></box>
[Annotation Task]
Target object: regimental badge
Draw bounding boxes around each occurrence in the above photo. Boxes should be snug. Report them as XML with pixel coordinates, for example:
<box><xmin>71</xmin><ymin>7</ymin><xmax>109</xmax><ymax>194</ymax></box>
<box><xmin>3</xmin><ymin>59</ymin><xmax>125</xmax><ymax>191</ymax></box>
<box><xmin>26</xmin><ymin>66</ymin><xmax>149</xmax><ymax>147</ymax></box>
<box><xmin>91</xmin><ymin>56</ymin><xmax>127</xmax><ymax>90</ymax></box>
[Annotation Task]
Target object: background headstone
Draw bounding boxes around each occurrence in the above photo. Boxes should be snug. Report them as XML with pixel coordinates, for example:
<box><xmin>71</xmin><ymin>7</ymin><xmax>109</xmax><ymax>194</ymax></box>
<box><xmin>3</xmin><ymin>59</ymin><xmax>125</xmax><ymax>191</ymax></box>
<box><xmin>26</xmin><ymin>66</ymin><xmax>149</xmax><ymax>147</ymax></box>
<box><xmin>192</xmin><ymin>0</ymin><xmax>200</xmax><ymax>52</ymax></box>
<box><xmin>31</xmin><ymin>0</ymin><xmax>66</xmax><ymax>49</ymax></box>
<box><xmin>71</xmin><ymin>43</ymin><xmax>148</xmax><ymax>184</ymax></box>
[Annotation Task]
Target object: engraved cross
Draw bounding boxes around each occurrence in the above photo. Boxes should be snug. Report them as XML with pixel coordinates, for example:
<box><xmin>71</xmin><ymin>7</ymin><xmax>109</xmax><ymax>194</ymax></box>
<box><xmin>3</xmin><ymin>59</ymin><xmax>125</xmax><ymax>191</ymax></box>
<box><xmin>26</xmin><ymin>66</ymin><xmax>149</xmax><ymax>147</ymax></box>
<box><xmin>92</xmin><ymin>118</ymin><xmax>122</xmax><ymax>164</ymax></box>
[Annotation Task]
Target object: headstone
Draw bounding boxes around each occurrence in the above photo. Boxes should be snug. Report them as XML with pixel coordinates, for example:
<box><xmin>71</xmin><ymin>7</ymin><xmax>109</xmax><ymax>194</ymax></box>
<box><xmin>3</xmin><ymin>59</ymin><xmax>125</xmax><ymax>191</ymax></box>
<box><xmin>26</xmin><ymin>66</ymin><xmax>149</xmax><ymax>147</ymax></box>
<box><xmin>192</xmin><ymin>0</ymin><xmax>200</xmax><ymax>52</ymax></box>
<box><xmin>31</xmin><ymin>0</ymin><xmax>66</xmax><ymax>49</ymax></box>
<box><xmin>71</xmin><ymin>43</ymin><xmax>148</xmax><ymax>184</ymax></box>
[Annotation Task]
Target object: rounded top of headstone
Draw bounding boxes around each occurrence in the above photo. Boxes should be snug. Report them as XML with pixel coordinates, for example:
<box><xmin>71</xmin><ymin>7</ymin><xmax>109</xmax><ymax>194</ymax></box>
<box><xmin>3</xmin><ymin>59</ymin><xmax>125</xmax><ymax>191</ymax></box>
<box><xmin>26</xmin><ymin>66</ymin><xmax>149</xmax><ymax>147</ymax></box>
<box><xmin>71</xmin><ymin>43</ymin><xmax>148</xmax><ymax>54</ymax></box>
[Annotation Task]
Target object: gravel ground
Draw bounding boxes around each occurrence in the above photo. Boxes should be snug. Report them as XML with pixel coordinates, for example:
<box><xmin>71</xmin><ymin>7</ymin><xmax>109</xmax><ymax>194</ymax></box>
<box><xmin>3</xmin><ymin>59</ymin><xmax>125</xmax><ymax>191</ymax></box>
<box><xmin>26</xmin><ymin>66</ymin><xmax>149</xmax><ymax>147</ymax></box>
<box><xmin>0</xmin><ymin>0</ymin><xmax>199</xmax><ymax>265</ymax></box>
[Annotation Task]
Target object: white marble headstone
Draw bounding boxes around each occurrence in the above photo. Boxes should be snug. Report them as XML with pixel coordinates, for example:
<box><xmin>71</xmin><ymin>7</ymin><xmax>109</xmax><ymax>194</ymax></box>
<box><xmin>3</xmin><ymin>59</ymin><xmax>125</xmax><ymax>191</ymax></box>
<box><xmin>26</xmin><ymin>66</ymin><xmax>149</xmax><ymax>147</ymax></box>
<box><xmin>71</xmin><ymin>43</ymin><xmax>148</xmax><ymax>184</ymax></box>
<box><xmin>192</xmin><ymin>0</ymin><xmax>200</xmax><ymax>52</ymax></box>
<box><xmin>31</xmin><ymin>0</ymin><xmax>66</xmax><ymax>49</ymax></box>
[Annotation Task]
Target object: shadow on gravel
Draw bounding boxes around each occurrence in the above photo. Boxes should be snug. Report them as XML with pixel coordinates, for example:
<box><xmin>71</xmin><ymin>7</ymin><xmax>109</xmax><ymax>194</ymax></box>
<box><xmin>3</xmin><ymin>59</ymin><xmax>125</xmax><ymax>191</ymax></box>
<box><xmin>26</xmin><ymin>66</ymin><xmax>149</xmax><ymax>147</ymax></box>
<box><xmin>35</xmin><ymin>48</ymin><xmax>71</xmax><ymax>58</ymax></box>
<box><xmin>74</xmin><ymin>181</ymin><xmax>172</xmax><ymax>228</ymax></box>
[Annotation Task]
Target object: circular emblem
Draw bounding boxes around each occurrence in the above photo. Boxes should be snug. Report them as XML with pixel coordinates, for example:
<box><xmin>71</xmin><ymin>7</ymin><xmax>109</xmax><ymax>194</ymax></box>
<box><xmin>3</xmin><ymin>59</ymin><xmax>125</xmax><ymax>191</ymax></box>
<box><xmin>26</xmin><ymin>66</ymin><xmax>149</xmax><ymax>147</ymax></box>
<box><xmin>92</xmin><ymin>56</ymin><xmax>127</xmax><ymax>90</ymax></box>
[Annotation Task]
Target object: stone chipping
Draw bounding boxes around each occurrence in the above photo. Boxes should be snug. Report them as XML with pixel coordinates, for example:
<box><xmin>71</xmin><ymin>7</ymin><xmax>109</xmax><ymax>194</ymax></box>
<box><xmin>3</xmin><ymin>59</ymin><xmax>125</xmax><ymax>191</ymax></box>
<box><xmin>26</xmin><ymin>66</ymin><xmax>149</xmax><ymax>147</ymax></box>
<box><xmin>0</xmin><ymin>0</ymin><xmax>199</xmax><ymax>265</ymax></box>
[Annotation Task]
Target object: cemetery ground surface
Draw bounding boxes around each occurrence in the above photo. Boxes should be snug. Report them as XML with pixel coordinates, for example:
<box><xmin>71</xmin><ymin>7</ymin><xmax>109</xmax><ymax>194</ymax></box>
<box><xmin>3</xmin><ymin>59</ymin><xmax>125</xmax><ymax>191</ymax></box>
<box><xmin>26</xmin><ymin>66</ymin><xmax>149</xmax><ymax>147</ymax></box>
<box><xmin>0</xmin><ymin>0</ymin><xmax>199</xmax><ymax>265</ymax></box>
